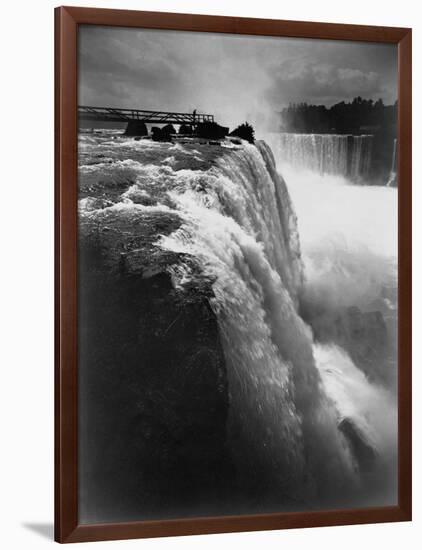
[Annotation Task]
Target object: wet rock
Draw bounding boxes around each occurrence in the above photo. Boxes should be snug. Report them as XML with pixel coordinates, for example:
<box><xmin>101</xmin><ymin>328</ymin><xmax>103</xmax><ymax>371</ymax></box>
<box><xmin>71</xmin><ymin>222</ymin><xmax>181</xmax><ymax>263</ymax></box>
<box><xmin>124</xmin><ymin>120</ymin><xmax>148</xmax><ymax>137</ymax></box>
<box><xmin>151</xmin><ymin>124</ymin><xmax>176</xmax><ymax>142</ymax></box>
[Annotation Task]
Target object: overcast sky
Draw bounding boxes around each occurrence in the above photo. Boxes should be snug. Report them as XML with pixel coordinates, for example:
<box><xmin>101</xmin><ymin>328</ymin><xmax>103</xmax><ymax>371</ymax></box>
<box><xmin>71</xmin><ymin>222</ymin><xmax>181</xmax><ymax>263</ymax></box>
<box><xmin>79</xmin><ymin>25</ymin><xmax>397</xmax><ymax>129</ymax></box>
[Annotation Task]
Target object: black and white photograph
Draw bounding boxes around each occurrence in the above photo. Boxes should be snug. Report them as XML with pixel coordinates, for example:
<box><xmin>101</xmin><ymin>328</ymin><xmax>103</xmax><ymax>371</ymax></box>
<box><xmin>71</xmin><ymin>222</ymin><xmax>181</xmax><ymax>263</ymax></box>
<box><xmin>77</xmin><ymin>25</ymin><xmax>399</xmax><ymax>524</ymax></box>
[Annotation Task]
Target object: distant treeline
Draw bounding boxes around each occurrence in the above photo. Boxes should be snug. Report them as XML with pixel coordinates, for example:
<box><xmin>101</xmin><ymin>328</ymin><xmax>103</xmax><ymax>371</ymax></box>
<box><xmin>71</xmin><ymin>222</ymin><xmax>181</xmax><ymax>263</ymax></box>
<box><xmin>280</xmin><ymin>97</ymin><xmax>397</xmax><ymax>135</ymax></box>
<box><xmin>280</xmin><ymin>97</ymin><xmax>397</xmax><ymax>182</ymax></box>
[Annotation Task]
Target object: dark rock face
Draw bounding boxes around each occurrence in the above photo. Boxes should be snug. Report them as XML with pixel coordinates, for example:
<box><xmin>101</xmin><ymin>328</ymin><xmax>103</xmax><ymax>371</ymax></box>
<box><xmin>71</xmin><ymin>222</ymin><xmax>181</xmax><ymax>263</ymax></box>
<box><xmin>124</xmin><ymin>120</ymin><xmax>148</xmax><ymax>136</ymax></box>
<box><xmin>195</xmin><ymin>121</ymin><xmax>229</xmax><ymax>140</ymax></box>
<box><xmin>78</xmin><ymin>216</ymin><xmax>233</xmax><ymax>523</ymax></box>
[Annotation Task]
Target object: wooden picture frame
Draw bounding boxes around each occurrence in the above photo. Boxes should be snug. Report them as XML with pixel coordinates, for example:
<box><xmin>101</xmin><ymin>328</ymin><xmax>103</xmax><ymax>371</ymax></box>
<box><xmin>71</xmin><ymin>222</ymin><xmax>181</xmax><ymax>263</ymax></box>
<box><xmin>55</xmin><ymin>5</ymin><xmax>412</xmax><ymax>543</ymax></box>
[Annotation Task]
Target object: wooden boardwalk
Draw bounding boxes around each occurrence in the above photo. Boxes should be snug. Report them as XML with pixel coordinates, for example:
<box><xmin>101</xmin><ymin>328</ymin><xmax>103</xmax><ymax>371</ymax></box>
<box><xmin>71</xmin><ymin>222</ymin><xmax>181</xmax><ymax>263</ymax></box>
<box><xmin>78</xmin><ymin>106</ymin><xmax>214</xmax><ymax>125</ymax></box>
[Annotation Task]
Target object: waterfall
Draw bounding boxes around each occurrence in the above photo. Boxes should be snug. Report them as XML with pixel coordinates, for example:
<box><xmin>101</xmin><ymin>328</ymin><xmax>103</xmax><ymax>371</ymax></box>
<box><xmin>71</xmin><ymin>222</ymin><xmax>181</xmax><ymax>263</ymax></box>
<box><xmin>270</xmin><ymin>133</ymin><xmax>373</xmax><ymax>181</ymax></box>
<box><xmin>79</xmin><ymin>132</ymin><xmax>397</xmax><ymax>514</ymax></box>
<box><xmin>158</xmin><ymin>141</ymin><xmax>365</xmax><ymax>506</ymax></box>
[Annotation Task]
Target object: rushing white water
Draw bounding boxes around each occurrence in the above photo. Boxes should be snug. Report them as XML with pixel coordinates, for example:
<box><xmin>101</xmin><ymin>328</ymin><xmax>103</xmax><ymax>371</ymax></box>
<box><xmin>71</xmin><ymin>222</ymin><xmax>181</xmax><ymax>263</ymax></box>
<box><xmin>158</xmin><ymin>143</ymin><xmax>361</xmax><ymax>504</ymax></box>
<box><xmin>79</xmin><ymin>131</ymin><xmax>397</xmax><ymax>510</ymax></box>
<box><xmin>271</xmin><ymin>133</ymin><xmax>373</xmax><ymax>181</ymax></box>
<box><xmin>153</xmin><ymin>140</ymin><xmax>397</xmax><ymax>507</ymax></box>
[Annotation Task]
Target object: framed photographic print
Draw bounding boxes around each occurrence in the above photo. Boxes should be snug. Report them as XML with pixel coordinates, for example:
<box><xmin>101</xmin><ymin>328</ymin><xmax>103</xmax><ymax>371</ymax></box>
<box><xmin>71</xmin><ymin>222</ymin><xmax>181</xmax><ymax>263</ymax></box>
<box><xmin>55</xmin><ymin>6</ymin><xmax>412</xmax><ymax>543</ymax></box>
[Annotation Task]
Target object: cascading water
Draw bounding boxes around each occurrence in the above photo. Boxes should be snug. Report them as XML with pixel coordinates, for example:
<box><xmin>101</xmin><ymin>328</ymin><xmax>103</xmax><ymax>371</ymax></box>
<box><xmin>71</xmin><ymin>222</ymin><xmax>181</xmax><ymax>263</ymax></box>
<box><xmin>156</xmin><ymin>140</ymin><xmax>395</xmax><ymax>507</ymax></box>
<box><xmin>270</xmin><ymin>133</ymin><xmax>373</xmax><ymax>182</ymax></box>
<box><xmin>79</xmin><ymin>131</ymin><xmax>397</xmax><ymax>513</ymax></box>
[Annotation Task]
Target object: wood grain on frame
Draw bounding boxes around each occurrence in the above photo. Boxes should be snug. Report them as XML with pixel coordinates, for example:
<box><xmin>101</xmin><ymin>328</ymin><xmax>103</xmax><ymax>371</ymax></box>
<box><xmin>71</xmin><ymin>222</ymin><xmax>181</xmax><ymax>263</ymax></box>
<box><xmin>55</xmin><ymin>6</ymin><xmax>412</xmax><ymax>543</ymax></box>
<box><xmin>55</xmin><ymin>6</ymin><xmax>78</xmax><ymax>544</ymax></box>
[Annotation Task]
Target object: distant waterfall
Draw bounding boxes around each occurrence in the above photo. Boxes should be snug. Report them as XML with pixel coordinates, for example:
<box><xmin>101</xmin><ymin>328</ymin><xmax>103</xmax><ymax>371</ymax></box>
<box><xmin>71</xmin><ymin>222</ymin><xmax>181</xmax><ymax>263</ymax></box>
<box><xmin>271</xmin><ymin>133</ymin><xmax>373</xmax><ymax>181</ymax></box>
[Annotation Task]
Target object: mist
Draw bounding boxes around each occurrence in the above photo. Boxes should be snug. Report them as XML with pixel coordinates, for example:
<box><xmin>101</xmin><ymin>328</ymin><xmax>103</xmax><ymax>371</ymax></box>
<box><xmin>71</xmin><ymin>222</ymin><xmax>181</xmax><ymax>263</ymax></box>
<box><xmin>268</xmin><ymin>159</ymin><xmax>398</xmax><ymax>503</ymax></box>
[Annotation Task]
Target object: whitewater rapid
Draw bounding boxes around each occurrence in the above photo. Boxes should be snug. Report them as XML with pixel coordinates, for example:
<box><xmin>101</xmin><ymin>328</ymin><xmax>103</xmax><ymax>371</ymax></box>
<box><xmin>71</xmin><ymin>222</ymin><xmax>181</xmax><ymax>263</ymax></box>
<box><xmin>78</xmin><ymin>131</ymin><xmax>397</xmax><ymax>510</ymax></box>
